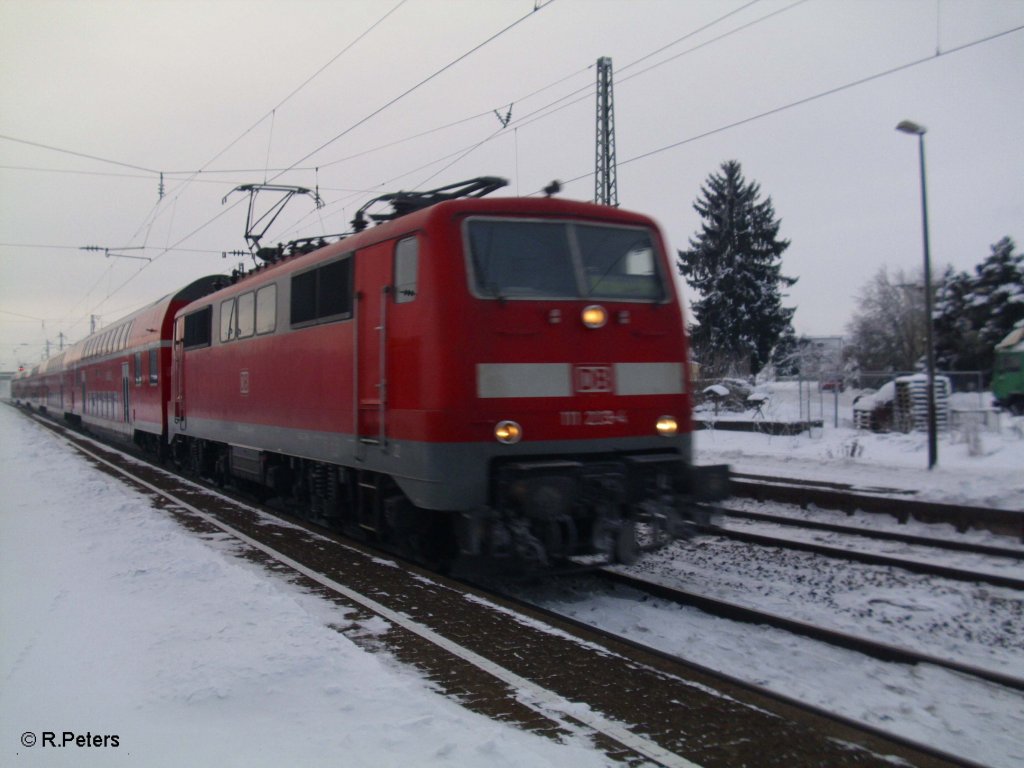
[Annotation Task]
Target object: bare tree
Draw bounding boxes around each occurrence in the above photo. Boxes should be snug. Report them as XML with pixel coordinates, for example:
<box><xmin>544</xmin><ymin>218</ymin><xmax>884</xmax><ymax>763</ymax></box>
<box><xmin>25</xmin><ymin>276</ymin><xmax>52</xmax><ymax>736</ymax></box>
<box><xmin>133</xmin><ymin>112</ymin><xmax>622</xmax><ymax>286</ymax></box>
<box><xmin>845</xmin><ymin>266</ymin><xmax>926</xmax><ymax>372</ymax></box>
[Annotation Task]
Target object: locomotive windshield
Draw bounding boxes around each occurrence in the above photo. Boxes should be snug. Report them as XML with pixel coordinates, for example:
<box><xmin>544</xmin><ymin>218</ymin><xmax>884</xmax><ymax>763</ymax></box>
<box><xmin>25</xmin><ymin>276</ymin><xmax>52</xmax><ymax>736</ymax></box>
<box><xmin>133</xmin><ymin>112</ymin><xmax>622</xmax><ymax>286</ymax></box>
<box><xmin>465</xmin><ymin>219</ymin><xmax>667</xmax><ymax>302</ymax></box>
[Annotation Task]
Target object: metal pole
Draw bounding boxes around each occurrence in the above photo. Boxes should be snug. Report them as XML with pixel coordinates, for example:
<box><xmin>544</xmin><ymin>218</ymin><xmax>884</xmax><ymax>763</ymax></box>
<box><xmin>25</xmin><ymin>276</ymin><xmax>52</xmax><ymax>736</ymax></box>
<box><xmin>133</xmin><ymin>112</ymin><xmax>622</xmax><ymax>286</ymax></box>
<box><xmin>897</xmin><ymin>120</ymin><xmax>938</xmax><ymax>469</ymax></box>
<box><xmin>916</xmin><ymin>134</ymin><xmax>938</xmax><ymax>469</ymax></box>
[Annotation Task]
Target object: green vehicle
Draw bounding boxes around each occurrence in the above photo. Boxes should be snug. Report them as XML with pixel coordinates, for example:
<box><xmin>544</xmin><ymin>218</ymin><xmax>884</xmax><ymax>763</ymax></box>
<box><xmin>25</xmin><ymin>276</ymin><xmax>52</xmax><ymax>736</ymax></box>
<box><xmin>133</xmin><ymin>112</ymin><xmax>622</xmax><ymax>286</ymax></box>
<box><xmin>992</xmin><ymin>328</ymin><xmax>1024</xmax><ymax>415</ymax></box>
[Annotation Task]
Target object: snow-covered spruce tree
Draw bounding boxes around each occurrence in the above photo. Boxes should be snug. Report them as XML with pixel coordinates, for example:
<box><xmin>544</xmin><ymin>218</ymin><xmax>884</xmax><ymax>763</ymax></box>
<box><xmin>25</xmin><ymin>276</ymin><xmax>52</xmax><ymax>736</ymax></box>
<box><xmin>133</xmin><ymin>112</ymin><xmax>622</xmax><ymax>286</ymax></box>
<box><xmin>972</xmin><ymin>236</ymin><xmax>1024</xmax><ymax>355</ymax></box>
<box><xmin>677</xmin><ymin>160</ymin><xmax>796</xmax><ymax>377</ymax></box>
<box><xmin>933</xmin><ymin>266</ymin><xmax>979</xmax><ymax>371</ymax></box>
<box><xmin>934</xmin><ymin>236</ymin><xmax>1024</xmax><ymax>376</ymax></box>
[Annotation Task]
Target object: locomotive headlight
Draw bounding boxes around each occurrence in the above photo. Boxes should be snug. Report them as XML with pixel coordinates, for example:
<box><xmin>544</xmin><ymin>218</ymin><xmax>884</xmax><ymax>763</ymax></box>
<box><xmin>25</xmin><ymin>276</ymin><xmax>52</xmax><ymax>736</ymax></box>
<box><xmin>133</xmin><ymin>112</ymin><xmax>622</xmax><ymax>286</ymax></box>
<box><xmin>495</xmin><ymin>420</ymin><xmax>523</xmax><ymax>444</ymax></box>
<box><xmin>656</xmin><ymin>415</ymin><xmax>678</xmax><ymax>437</ymax></box>
<box><xmin>581</xmin><ymin>304</ymin><xmax>607</xmax><ymax>329</ymax></box>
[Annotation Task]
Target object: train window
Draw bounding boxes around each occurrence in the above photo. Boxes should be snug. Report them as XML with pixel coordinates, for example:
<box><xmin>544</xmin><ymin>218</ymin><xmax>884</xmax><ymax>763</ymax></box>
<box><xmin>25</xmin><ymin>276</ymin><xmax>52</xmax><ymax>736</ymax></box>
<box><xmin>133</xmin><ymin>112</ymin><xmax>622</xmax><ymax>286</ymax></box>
<box><xmin>575</xmin><ymin>225</ymin><xmax>665</xmax><ymax>301</ymax></box>
<box><xmin>256</xmin><ymin>284</ymin><xmax>276</xmax><ymax>334</ymax></box>
<box><xmin>183</xmin><ymin>306</ymin><xmax>212</xmax><ymax>349</ymax></box>
<box><xmin>149</xmin><ymin>348</ymin><xmax>158</xmax><ymax>384</ymax></box>
<box><xmin>318</xmin><ymin>259</ymin><xmax>352</xmax><ymax>320</ymax></box>
<box><xmin>290</xmin><ymin>270</ymin><xmax>317</xmax><ymax>325</ymax></box>
<box><xmin>998</xmin><ymin>354</ymin><xmax>1021</xmax><ymax>373</ymax></box>
<box><xmin>290</xmin><ymin>256</ymin><xmax>353</xmax><ymax>327</ymax></box>
<box><xmin>394</xmin><ymin>237</ymin><xmax>418</xmax><ymax>303</ymax></box>
<box><xmin>465</xmin><ymin>219</ymin><xmax>666</xmax><ymax>302</ymax></box>
<box><xmin>467</xmin><ymin>220</ymin><xmax>576</xmax><ymax>298</ymax></box>
<box><xmin>237</xmin><ymin>292</ymin><xmax>255</xmax><ymax>339</ymax></box>
<box><xmin>134</xmin><ymin>352</ymin><xmax>143</xmax><ymax>385</ymax></box>
<box><xmin>220</xmin><ymin>298</ymin><xmax>236</xmax><ymax>342</ymax></box>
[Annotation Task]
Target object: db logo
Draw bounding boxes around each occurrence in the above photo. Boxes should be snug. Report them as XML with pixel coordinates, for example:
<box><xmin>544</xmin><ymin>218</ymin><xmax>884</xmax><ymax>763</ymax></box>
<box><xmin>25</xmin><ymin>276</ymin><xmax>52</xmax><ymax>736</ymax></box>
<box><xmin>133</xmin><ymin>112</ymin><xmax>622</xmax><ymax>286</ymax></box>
<box><xmin>574</xmin><ymin>365</ymin><xmax>614</xmax><ymax>394</ymax></box>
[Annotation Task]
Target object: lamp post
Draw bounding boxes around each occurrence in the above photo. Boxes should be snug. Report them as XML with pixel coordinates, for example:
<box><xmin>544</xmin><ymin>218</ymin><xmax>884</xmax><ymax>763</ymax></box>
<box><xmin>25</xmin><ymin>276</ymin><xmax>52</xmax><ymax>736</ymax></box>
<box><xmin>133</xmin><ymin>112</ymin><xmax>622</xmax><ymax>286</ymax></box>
<box><xmin>896</xmin><ymin>119</ymin><xmax>938</xmax><ymax>470</ymax></box>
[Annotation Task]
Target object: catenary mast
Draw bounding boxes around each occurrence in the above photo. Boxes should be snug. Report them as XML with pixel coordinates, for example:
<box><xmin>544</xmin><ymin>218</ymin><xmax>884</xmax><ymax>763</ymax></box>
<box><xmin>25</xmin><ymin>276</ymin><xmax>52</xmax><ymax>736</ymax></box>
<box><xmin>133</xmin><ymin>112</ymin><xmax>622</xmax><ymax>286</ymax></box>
<box><xmin>594</xmin><ymin>56</ymin><xmax>618</xmax><ymax>207</ymax></box>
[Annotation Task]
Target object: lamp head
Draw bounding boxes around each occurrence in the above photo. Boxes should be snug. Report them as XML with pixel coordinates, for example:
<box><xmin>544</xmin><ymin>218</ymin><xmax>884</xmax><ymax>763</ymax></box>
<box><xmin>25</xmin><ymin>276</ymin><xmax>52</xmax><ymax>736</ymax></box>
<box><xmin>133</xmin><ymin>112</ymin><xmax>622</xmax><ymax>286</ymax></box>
<box><xmin>896</xmin><ymin>120</ymin><xmax>927</xmax><ymax>136</ymax></box>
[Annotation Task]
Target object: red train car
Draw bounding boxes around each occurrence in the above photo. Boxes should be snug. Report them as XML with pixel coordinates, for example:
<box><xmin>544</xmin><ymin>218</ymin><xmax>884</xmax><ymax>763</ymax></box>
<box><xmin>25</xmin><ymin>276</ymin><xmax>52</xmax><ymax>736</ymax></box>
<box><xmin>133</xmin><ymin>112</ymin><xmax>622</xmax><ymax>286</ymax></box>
<box><xmin>169</xmin><ymin>180</ymin><xmax>726</xmax><ymax>569</ymax></box>
<box><xmin>14</xmin><ymin>276</ymin><xmax>221</xmax><ymax>448</ymax></box>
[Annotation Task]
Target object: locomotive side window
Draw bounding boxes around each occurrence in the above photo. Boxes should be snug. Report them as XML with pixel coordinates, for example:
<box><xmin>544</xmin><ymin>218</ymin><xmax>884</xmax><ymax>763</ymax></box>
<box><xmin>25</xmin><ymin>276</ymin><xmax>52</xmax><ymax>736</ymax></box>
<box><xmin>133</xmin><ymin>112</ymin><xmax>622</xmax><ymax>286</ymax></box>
<box><xmin>149</xmin><ymin>348</ymin><xmax>158</xmax><ymax>384</ymax></box>
<box><xmin>256</xmin><ymin>284</ymin><xmax>277</xmax><ymax>334</ymax></box>
<box><xmin>290</xmin><ymin>256</ymin><xmax>354</xmax><ymax>327</ymax></box>
<box><xmin>465</xmin><ymin>219</ymin><xmax>666</xmax><ymax>302</ymax></box>
<box><xmin>134</xmin><ymin>352</ymin><xmax>143</xmax><ymax>385</ymax></box>
<box><xmin>291</xmin><ymin>270</ymin><xmax>317</xmax><ymax>326</ymax></box>
<box><xmin>218</xmin><ymin>290</ymin><xmax>263</xmax><ymax>341</ymax></box>
<box><xmin>237</xmin><ymin>291</ymin><xmax>255</xmax><ymax>339</ymax></box>
<box><xmin>318</xmin><ymin>259</ymin><xmax>352</xmax><ymax>320</ymax></box>
<box><xmin>183</xmin><ymin>306</ymin><xmax>212</xmax><ymax>349</ymax></box>
<box><xmin>220</xmin><ymin>298</ymin><xmax>236</xmax><ymax>342</ymax></box>
<box><xmin>394</xmin><ymin>237</ymin><xmax>419</xmax><ymax>303</ymax></box>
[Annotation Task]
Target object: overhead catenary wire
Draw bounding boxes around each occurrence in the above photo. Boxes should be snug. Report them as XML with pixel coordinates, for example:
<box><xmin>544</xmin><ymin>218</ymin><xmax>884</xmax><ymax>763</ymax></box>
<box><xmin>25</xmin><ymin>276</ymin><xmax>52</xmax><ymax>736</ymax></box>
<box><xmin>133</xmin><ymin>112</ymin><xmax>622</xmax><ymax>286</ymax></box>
<box><xmin>266</xmin><ymin>0</ymin><xmax>559</xmax><ymax>183</ymax></box>
<box><xmin>42</xmin><ymin>0</ymin><xmax>413</xmax><ymax>336</ymax></box>
<box><xmin>103</xmin><ymin>0</ymin><xmax>412</xmax><ymax>264</ymax></box>
<box><xmin>404</xmin><ymin>0</ymin><xmax>811</xmax><ymax>184</ymax></box>
<box><xmin>4</xmin><ymin>3</ymin><xmax>1019</xmax><ymax>357</ymax></box>
<box><xmin>533</xmin><ymin>22</ymin><xmax>1024</xmax><ymax>195</ymax></box>
<box><xmin>289</xmin><ymin>0</ymin><xmax>807</xmax><ymax>210</ymax></box>
<box><xmin>67</xmin><ymin>1</ymin><xmax>556</xmax><ymax>330</ymax></box>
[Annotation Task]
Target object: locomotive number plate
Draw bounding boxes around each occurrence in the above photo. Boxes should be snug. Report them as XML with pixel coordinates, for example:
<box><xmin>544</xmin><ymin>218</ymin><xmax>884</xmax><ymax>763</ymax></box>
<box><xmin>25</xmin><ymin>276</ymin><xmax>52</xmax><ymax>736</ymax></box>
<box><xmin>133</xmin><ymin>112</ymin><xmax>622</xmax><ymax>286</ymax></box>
<box><xmin>574</xmin><ymin>365</ymin><xmax>614</xmax><ymax>393</ymax></box>
<box><xmin>560</xmin><ymin>410</ymin><xmax>628</xmax><ymax>426</ymax></box>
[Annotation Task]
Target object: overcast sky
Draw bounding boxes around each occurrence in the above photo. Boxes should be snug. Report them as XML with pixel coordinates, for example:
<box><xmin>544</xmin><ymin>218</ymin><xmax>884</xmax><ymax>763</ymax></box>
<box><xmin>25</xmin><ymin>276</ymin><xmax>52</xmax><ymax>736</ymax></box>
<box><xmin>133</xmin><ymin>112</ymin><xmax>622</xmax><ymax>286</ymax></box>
<box><xmin>1</xmin><ymin>0</ymin><xmax>1022</xmax><ymax>371</ymax></box>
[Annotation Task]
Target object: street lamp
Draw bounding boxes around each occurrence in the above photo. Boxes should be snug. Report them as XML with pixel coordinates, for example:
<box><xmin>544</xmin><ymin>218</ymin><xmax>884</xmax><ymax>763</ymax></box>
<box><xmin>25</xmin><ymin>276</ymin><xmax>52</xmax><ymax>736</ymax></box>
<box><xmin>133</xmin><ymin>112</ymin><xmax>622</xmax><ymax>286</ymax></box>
<box><xmin>896</xmin><ymin>119</ymin><xmax>938</xmax><ymax>470</ymax></box>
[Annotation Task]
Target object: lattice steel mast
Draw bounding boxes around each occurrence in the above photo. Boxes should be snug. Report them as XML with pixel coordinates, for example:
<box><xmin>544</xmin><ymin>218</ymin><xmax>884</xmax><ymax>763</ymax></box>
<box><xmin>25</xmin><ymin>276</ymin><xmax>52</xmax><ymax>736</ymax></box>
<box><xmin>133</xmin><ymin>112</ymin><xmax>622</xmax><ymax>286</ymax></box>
<box><xmin>594</xmin><ymin>56</ymin><xmax>618</xmax><ymax>207</ymax></box>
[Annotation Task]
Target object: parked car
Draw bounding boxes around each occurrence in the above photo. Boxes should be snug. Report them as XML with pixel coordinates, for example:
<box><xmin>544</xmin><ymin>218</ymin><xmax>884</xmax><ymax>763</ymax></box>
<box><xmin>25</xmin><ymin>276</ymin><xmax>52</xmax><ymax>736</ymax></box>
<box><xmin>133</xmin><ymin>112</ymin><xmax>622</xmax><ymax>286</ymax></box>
<box><xmin>820</xmin><ymin>375</ymin><xmax>845</xmax><ymax>392</ymax></box>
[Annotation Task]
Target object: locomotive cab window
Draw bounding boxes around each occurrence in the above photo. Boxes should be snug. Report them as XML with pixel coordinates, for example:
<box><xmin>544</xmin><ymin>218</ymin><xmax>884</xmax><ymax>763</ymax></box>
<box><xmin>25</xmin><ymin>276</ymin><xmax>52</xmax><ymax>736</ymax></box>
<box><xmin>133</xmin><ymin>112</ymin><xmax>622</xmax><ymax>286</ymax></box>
<box><xmin>394</xmin><ymin>236</ymin><xmax>419</xmax><ymax>303</ymax></box>
<box><xmin>465</xmin><ymin>218</ymin><xmax>666</xmax><ymax>302</ymax></box>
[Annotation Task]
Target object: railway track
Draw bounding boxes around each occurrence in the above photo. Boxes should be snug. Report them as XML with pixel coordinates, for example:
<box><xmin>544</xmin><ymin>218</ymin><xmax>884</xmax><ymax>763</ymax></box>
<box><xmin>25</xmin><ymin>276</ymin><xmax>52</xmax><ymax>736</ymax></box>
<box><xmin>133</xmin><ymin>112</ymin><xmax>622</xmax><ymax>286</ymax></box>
<box><xmin>597</xmin><ymin>568</ymin><xmax>1024</xmax><ymax>693</ymax></box>
<box><xmin>13</xmin><ymin>405</ymin><xmax>977</xmax><ymax>768</ymax></box>
<box><xmin>716</xmin><ymin>505</ymin><xmax>1024</xmax><ymax>560</ymax></box>
<box><xmin>731</xmin><ymin>472</ymin><xmax>1024</xmax><ymax>541</ymax></box>
<box><xmin>704</xmin><ymin>513</ymin><xmax>1024</xmax><ymax>591</ymax></box>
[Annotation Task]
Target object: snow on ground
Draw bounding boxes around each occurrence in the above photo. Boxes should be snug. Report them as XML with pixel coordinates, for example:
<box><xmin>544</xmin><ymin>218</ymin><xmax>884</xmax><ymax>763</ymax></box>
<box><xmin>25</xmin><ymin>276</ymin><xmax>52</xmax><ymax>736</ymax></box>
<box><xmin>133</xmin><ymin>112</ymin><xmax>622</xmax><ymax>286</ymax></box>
<box><xmin>521</xmin><ymin>566</ymin><xmax>1024</xmax><ymax>768</ymax></box>
<box><xmin>694</xmin><ymin>381</ymin><xmax>1024</xmax><ymax>510</ymax></box>
<box><xmin>1</xmin><ymin>383</ymin><xmax>1021</xmax><ymax>768</ymax></box>
<box><xmin>0</xmin><ymin>405</ymin><xmax>612</xmax><ymax>768</ymax></box>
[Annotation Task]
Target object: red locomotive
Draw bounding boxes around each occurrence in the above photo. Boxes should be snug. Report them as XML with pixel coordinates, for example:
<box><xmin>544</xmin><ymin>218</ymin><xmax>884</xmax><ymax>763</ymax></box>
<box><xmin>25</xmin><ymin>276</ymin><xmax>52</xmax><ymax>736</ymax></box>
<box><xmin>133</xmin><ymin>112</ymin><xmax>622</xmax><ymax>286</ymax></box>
<box><xmin>15</xmin><ymin>178</ymin><xmax>727</xmax><ymax>570</ymax></box>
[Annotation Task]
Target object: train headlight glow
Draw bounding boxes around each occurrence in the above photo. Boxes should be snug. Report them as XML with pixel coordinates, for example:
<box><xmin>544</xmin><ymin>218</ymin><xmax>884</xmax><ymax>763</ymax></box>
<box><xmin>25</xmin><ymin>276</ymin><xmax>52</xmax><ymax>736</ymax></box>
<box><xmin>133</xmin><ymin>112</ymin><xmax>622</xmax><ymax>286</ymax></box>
<box><xmin>581</xmin><ymin>305</ymin><xmax>607</xmax><ymax>329</ymax></box>
<box><xmin>495</xmin><ymin>420</ymin><xmax>523</xmax><ymax>444</ymax></box>
<box><xmin>656</xmin><ymin>415</ymin><xmax>678</xmax><ymax>437</ymax></box>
